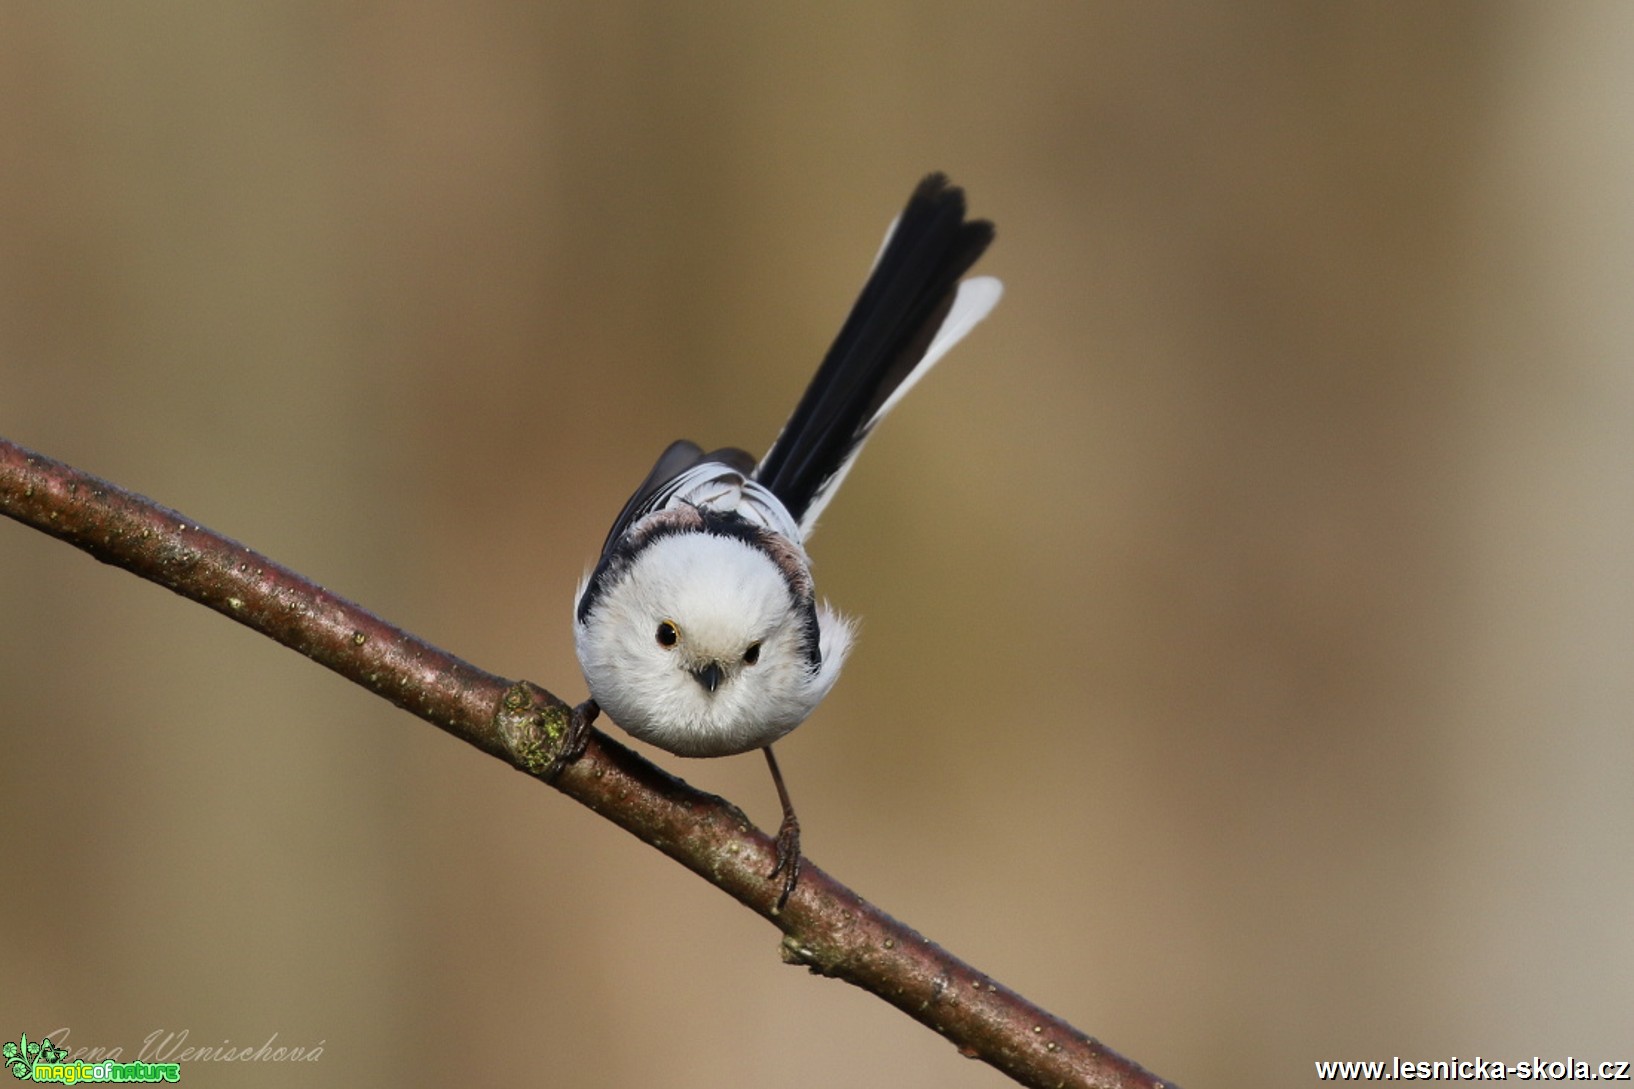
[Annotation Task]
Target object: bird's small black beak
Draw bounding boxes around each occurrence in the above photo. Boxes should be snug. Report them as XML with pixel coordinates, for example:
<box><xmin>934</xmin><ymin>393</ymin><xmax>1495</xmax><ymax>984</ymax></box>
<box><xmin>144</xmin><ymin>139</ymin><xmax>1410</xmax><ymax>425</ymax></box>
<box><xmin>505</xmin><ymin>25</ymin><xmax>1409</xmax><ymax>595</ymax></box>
<box><xmin>690</xmin><ymin>661</ymin><xmax>724</xmax><ymax>694</ymax></box>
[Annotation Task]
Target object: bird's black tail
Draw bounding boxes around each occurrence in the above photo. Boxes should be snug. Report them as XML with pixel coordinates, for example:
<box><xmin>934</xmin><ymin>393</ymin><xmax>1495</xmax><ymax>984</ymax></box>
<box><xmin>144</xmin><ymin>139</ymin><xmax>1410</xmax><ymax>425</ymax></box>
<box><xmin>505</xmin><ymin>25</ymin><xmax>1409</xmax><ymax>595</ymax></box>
<box><xmin>754</xmin><ymin>174</ymin><xmax>997</xmax><ymax>533</ymax></box>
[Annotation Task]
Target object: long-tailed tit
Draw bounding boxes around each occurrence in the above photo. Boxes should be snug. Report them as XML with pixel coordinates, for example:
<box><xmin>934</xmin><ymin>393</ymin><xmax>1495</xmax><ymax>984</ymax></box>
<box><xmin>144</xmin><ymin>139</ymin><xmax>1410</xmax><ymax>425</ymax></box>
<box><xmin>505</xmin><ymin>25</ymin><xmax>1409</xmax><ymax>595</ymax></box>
<box><xmin>574</xmin><ymin>174</ymin><xmax>1000</xmax><ymax>908</ymax></box>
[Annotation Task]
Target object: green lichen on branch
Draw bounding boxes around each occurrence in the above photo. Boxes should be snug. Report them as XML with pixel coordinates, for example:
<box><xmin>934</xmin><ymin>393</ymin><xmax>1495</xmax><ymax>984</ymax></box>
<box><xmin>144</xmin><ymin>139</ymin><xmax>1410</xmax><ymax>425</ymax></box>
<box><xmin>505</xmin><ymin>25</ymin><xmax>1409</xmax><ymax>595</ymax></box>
<box><xmin>494</xmin><ymin>680</ymin><xmax>580</xmax><ymax>778</ymax></box>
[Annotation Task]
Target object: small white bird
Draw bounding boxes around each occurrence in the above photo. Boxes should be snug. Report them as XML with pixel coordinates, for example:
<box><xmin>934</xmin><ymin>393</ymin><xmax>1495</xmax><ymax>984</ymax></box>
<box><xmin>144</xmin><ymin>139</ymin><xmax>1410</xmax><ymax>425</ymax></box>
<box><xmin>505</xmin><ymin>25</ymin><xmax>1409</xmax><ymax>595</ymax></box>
<box><xmin>575</xmin><ymin>174</ymin><xmax>1001</xmax><ymax>908</ymax></box>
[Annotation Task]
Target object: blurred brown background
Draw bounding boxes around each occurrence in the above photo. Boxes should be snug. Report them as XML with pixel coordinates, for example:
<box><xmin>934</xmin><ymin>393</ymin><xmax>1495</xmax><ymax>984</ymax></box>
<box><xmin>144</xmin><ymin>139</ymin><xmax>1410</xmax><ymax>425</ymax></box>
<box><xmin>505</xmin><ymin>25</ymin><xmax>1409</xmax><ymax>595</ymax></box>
<box><xmin>3</xmin><ymin>5</ymin><xmax>1632</xmax><ymax>1087</ymax></box>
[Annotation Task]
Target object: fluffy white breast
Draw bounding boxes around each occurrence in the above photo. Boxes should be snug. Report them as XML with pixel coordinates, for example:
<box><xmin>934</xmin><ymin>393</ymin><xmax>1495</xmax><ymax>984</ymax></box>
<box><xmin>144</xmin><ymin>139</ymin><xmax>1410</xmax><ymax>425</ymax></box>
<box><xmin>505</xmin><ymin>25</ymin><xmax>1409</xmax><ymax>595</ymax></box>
<box><xmin>575</xmin><ymin>531</ymin><xmax>852</xmax><ymax>757</ymax></box>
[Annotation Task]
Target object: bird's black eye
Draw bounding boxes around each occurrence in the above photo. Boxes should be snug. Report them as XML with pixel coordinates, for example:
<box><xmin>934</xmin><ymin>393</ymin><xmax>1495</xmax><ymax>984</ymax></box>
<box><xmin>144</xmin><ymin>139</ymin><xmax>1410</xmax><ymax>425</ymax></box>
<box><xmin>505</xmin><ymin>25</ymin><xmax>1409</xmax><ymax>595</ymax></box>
<box><xmin>743</xmin><ymin>641</ymin><xmax>761</xmax><ymax>665</ymax></box>
<box><xmin>656</xmin><ymin>620</ymin><xmax>679</xmax><ymax>648</ymax></box>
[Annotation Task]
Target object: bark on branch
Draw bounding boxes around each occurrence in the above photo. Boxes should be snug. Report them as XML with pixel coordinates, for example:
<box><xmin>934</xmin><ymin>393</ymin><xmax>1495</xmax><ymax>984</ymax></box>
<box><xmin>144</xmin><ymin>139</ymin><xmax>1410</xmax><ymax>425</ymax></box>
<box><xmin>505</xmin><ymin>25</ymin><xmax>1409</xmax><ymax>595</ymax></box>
<box><xmin>0</xmin><ymin>434</ymin><xmax>1178</xmax><ymax>1089</ymax></box>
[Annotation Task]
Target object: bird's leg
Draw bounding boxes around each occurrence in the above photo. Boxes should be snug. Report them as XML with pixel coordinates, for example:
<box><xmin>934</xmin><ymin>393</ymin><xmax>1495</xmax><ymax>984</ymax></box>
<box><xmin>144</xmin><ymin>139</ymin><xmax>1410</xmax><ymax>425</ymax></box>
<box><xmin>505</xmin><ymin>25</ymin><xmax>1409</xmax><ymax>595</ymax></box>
<box><xmin>763</xmin><ymin>745</ymin><xmax>801</xmax><ymax>913</ymax></box>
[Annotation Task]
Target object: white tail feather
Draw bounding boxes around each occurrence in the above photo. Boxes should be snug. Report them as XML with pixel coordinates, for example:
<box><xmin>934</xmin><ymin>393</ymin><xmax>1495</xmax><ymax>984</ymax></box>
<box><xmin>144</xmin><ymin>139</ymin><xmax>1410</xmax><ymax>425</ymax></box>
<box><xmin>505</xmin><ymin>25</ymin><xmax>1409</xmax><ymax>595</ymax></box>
<box><xmin>865</xmin><ymin>275</ymin><xmax>1003</xmax><ymax>429</ymax></box>
<box><xmin>796</xmin><ymin>274</ymin><xmax>1002</xmax><ymax>537</ymax></box>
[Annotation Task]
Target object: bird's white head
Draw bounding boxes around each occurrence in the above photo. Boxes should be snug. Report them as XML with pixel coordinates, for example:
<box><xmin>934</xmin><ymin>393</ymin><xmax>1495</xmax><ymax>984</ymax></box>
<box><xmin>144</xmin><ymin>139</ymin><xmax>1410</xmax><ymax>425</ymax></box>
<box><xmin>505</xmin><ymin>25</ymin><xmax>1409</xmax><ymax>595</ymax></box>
<box><xmin>575</xmin><ymin>528</ymin><xmax>852</xmax><ymax>757</ymax></box>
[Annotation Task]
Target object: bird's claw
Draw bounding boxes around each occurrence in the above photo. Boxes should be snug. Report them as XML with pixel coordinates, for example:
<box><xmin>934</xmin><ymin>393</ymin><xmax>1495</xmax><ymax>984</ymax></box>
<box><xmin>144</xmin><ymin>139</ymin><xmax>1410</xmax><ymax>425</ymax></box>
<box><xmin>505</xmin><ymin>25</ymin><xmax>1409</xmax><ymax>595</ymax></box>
<box><xmin>769</xmin><ymin>812</ymin><xmax>801</xmax><ymax>913</ymax></box>
<box><xmin>558</xmin><ymin>698</ymin><xmax>598</xmax><ymax>769</ymax></box>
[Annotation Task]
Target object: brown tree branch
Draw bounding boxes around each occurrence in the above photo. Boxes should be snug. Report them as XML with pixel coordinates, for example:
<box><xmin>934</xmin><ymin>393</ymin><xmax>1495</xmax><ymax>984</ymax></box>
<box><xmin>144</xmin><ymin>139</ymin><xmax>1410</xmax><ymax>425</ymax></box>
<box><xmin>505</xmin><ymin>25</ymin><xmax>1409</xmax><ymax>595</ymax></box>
<box><xmin>0</xmin><ymin>434</ymin><xmax>1179</xmax><ymax>1089</ymax></box>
